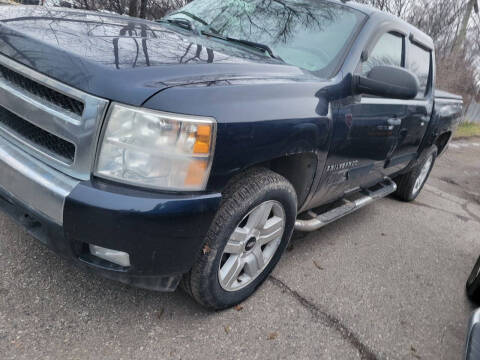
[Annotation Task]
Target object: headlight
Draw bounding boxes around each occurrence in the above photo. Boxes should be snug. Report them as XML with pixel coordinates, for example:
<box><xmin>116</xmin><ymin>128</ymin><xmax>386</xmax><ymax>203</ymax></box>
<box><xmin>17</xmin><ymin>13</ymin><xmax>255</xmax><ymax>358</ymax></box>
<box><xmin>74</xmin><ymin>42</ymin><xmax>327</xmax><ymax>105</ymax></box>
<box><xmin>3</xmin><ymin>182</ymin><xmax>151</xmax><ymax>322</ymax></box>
<box><xmin>95</xmin><ymin>103</ymin><xmax>216</xmax><ymax>191</ymax></box>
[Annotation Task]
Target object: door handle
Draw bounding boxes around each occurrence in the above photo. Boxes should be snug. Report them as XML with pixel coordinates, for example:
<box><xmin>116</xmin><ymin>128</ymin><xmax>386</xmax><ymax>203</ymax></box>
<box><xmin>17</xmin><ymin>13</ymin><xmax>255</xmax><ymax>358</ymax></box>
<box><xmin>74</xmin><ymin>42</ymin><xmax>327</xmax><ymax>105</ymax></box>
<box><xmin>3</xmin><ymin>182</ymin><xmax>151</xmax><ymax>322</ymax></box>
<box><xmin>387</xmin><ymin>118</ymin><xmax>402</xmax><ymax>126</ymax></box>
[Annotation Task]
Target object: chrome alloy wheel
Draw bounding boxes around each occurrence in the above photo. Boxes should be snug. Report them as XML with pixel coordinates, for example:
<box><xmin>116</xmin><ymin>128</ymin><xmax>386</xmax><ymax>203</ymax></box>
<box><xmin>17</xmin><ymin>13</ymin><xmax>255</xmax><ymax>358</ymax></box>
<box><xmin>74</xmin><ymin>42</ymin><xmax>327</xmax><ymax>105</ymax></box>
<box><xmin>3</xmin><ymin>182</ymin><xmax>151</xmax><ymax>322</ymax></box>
<box><xmin>413</xmin><ymin>154</ymin><xmax>433</xmax><ymax>195</ymax></box>
<box><xmin>218</xmin><ymin>200</ymin><xmax>286</xmax><ymax>292</ymax></box>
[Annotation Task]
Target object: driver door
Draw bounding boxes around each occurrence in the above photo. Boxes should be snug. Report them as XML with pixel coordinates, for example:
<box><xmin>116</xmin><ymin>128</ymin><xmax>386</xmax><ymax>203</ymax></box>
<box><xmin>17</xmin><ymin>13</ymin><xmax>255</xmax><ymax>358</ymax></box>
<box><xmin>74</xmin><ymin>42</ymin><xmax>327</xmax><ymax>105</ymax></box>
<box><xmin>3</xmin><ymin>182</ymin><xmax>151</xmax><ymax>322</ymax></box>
<box><xmin>309</xmin><ymin>31</ymin><xmax>406</xmax><ymax>207</ymax></box>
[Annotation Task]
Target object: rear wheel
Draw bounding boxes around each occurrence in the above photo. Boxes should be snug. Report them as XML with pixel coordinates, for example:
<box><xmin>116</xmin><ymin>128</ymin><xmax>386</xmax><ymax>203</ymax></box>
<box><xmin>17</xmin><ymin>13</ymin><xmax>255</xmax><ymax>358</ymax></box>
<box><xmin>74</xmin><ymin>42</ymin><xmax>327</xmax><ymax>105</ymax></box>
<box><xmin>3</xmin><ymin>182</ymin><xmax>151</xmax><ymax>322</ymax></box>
<box><xmin>183</xmin><ymin>168</ymin><xmax>297</xmax><ymax>310</ymax></box>
<box><xmin>394</xmin><ymin>146</ymin><xmax>437</xmax><ymax>202</ymax></box>
<box><xmin>467</xmin><ymin>256</ymin><xmax>480</xmax><ymax>303</ymax></box>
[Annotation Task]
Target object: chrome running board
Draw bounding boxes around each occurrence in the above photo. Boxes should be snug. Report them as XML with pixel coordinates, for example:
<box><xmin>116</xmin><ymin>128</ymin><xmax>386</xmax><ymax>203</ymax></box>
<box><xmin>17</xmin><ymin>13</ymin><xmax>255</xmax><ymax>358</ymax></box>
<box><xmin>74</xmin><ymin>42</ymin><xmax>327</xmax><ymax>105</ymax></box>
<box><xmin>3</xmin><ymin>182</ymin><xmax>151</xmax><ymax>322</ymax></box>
<box><xmin>294</xmin><ymin>178</ymin><xmax>397</xmax><ymax>232</ymax></box>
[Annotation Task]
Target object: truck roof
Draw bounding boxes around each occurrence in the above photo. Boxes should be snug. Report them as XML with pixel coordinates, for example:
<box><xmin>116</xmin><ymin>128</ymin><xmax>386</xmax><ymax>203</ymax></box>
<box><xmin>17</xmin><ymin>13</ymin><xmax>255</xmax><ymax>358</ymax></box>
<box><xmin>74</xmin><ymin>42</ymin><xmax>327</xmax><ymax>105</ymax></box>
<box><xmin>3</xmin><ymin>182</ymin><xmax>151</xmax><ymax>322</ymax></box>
<box><xmin>435</xmin><ymin>90</ymin><xmax>464</xmax><ymax>102</ymax></box>
<box><xmin>336</xmin><ymin>0</ymin><xmax>435</xmax><ymax>50</ymax></box>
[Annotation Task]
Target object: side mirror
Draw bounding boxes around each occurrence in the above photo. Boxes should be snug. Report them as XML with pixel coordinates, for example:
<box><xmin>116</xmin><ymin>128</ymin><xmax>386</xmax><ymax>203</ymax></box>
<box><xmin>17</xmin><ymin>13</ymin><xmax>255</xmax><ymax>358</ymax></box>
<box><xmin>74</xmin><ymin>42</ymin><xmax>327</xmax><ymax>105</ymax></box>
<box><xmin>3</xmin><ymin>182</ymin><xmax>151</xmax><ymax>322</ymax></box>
<box><xmin>353</xmin><ymin>65</ymin><xmax>419</xmax><ymax>100</ymax></box>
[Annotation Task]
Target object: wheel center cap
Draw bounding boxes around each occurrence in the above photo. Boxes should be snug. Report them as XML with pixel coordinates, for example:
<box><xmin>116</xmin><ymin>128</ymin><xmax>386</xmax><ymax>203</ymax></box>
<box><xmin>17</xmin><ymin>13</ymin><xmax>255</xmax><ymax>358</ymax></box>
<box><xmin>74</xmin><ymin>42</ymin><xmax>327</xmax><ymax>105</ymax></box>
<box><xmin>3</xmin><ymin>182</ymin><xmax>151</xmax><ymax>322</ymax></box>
<box><xmin>245</xmin><ymin>237</ymin><xmax>257</xmax><ymax>252</ymax></box>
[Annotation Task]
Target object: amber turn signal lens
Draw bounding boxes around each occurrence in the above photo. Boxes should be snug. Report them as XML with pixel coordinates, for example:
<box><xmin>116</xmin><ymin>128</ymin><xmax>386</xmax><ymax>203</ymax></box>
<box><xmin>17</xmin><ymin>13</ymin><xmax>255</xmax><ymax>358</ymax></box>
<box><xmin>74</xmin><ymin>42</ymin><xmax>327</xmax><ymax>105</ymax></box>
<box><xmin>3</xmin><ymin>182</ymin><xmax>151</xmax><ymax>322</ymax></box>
<box><xmin>193</xmin><ymin>125</ymin><xmax>212</xmax><ymax>154</ymax></box>
<box><xmin>185</xmin><ymin>160</ymin><xmax>208</xmax><ymax>186</ymax></box>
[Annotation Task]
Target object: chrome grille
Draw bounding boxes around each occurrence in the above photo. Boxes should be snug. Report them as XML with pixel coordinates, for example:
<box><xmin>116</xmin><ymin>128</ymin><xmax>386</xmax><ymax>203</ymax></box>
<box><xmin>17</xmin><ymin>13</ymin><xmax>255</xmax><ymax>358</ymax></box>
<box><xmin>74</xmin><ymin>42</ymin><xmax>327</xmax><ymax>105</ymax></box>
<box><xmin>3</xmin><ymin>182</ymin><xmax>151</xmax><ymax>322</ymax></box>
<box><xmin>0</xmin><ymin>106</ymin><xmax>75</xmax><ymax>163</ymax></box>
<box><xmin>0</xmin><ymin>54</ymin><xmax>109</xmax><ymax>180</ymax></box>
<box><xmin>0</xmin><ymin>64</ymin><xmax>85</xmax><ymax>116</ymax></box>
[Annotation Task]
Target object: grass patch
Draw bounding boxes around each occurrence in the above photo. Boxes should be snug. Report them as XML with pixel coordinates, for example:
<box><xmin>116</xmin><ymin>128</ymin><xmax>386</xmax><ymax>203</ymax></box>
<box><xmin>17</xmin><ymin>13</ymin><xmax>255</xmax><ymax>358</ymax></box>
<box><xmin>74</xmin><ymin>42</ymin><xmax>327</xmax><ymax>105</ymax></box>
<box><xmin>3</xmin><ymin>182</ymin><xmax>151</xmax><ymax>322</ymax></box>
<box><xmin>453</xmin><ymin>122</ymin><xmax>480</xmax><ymax>139</ymax></box>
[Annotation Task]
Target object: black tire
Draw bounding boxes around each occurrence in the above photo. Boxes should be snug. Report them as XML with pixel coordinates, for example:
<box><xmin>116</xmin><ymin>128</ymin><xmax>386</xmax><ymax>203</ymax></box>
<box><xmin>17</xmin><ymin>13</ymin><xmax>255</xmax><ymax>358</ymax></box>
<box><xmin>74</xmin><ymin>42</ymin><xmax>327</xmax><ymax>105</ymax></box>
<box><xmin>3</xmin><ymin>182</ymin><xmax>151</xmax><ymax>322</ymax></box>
<box><xmin>467</xmin><ymin>256</ymin><xmax>480</xmax><ymax>303</ymax></box>
<box><xmin>182</xmin><ymin>168</ymin><xmax>297</xmax><ymax>310</ymax></box>
<box><xmin>394</xmin><ymin>145</ymin><xmax>438</xmax><ymax>202</ymax></box>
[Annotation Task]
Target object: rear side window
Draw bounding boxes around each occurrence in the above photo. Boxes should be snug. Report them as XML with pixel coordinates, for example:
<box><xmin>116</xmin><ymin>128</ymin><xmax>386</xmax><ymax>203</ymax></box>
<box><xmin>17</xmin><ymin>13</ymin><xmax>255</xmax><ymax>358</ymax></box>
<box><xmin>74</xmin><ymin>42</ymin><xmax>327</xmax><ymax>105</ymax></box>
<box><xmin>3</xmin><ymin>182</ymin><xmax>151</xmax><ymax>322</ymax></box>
<box><xmin>363</xmin><ymin>32</ymin><xmax>403</xmax><ymax>75</ymax></box>
<box><xmin>409</xmin><ymin>44</ymin><xmax>431</xmax><ymax>97</ymax></box>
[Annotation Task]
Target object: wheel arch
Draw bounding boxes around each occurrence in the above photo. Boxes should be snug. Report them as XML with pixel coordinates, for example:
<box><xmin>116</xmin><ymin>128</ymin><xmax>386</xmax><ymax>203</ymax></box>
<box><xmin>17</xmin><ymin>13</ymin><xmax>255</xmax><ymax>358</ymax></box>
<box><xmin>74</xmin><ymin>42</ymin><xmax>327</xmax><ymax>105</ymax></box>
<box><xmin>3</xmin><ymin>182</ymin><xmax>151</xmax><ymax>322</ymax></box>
<box><xmin>435</xmin><ymin>131</ymin><xmax>452</xmax><ymax>156</ymax></box>
<box><xmin>240</xmin><ymin>152</ymin><xmax>318</xmax><ymax>210</ymax></box>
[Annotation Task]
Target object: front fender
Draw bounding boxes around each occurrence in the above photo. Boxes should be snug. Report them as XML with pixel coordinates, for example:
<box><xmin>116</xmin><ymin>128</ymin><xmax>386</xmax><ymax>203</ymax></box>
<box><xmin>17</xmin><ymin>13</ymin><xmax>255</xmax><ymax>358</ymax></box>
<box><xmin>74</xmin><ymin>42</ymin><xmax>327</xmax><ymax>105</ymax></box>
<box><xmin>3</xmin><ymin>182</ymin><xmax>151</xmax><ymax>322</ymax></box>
<box><xmin>142</xmin><ymin>80</ymin><xmax>333</xmax><ymax>192</ymax></box>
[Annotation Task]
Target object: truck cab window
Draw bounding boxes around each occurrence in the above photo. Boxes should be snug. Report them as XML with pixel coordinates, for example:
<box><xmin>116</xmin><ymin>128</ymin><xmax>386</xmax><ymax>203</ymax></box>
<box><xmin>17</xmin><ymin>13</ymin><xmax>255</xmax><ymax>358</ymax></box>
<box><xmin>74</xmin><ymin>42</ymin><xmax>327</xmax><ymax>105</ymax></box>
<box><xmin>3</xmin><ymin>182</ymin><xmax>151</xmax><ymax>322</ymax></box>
<box><xmin>363</xmin><ymin>32</ymin><xmax>403</xmax><ymax>75</ymax></box>
<box><xmin>409</xmin><ymin>44</ymin><xmax>431</xmax><ymax>97</ymax></box>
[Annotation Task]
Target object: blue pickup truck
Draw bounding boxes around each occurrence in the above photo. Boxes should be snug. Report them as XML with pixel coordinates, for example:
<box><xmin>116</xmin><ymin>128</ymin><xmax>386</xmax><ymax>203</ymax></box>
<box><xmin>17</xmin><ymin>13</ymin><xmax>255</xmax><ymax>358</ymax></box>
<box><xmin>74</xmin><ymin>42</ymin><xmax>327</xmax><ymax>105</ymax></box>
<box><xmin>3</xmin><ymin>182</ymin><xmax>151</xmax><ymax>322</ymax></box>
<box><xmin>0</xmin><ymin>1</ymin><xmax>463</xmax><ymax>309</ymax></box>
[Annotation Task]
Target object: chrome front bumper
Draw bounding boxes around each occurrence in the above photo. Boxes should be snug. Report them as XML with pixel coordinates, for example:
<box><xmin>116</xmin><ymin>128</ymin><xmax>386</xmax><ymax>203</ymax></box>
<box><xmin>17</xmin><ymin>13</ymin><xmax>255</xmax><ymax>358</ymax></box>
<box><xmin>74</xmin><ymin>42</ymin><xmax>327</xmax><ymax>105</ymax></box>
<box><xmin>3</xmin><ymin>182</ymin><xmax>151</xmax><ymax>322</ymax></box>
<box><xmin>0</xmin><ymin>135</ymin><xmax>79</xmax><ymax>225</ymax></box>
<box><xmin>0</xmin><ymin>133</ymin><xmax>221</xmax><ymax>292</ymax></box>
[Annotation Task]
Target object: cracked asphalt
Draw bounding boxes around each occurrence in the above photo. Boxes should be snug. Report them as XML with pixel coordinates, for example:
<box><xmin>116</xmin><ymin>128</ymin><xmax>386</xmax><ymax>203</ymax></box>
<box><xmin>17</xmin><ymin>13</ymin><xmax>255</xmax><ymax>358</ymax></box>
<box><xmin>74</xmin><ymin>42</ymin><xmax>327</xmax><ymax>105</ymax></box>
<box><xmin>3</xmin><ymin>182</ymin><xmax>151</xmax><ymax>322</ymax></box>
<box><xmin>1</xmin><ymin>139</ymin><xmax>480</xmax><ymax>360</ymax></box>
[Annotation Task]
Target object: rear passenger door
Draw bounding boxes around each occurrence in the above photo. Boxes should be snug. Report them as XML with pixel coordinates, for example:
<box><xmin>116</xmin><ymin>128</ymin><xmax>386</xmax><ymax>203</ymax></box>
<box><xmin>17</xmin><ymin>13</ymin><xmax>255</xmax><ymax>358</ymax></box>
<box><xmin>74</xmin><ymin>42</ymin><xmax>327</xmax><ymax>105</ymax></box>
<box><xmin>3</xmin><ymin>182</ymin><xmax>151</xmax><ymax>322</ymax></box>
<box><xmin>386</xmin><ymin>40</ymin><xmax>433</xmax><ymax>172</ymax></box>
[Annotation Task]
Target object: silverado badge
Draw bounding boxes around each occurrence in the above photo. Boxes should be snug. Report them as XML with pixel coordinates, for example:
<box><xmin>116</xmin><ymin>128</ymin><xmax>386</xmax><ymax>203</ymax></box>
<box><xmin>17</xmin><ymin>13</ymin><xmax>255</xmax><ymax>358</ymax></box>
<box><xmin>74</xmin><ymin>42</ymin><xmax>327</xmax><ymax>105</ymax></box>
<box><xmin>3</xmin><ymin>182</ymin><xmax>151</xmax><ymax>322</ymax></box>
<box><xmin>326</xmin><ymin>160</ymin><xmax>360</xmax><ymax>172</ymax></box>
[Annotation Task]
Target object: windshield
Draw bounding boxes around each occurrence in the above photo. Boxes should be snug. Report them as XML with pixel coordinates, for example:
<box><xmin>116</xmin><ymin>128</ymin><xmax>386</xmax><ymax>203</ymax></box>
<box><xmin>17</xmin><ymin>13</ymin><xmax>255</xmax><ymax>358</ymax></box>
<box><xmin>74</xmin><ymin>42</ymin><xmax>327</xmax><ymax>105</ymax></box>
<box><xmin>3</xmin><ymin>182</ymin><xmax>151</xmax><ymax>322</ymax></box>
<box><xmin>165</xmin><ymin>0</ymin><xmax>366</xmax><ymax>77</ymax></box>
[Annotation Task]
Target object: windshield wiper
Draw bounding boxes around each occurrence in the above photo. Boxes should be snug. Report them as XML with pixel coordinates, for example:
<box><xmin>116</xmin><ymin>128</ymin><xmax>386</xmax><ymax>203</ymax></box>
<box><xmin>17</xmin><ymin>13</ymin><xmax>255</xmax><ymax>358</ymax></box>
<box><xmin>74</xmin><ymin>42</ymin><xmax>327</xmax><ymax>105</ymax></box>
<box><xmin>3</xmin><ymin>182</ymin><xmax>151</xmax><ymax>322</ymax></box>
<box><xmin>167</xmin><ymin>11</ymin><xmax>220</xmax><ymax>34</ymax></box>
<box><xmin>170</xmin><ymin>11</ymin><xmax>210</xmax><ymax>28</ymax></box>
<box><xmin>158</xmin><ymin>11</ymin><xmax>219</xmax><ymax>35</ymax></box>
<box><xmin>156</xmin><ymin>18</ymin><xmax>196</xmax><ymax>32</ymax></box>
<box><xmin>157</xmin><ymin>20</ymin><xmax>280</xmax><ymax>60</ymax></box>
<box><xmin>202</xmin><ymin>31</ymin><xmax>280</xmax><ymax>60</ymax></box>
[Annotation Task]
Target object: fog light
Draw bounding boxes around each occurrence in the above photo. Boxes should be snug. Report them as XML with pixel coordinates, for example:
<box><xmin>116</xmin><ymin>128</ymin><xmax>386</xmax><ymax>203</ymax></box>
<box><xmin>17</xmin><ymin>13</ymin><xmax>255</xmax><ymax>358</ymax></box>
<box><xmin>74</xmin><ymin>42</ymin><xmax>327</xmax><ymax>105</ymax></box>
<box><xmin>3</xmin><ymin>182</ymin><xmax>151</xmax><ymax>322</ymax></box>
<box><xmin>89</xmin><ymin>244</ymin><xmax>131</xmax><ymax>267</ymax></box>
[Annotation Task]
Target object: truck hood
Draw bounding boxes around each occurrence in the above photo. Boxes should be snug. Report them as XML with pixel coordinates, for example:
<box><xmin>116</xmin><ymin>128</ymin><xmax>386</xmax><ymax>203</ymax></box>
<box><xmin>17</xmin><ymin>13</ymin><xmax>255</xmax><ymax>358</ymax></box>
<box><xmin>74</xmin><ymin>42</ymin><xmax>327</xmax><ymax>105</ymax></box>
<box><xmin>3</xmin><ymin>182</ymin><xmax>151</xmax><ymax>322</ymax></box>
<box><xmin>0</xmin><ymin>6</ymin><xmax>315</xmax><ymax>106</ymax></box>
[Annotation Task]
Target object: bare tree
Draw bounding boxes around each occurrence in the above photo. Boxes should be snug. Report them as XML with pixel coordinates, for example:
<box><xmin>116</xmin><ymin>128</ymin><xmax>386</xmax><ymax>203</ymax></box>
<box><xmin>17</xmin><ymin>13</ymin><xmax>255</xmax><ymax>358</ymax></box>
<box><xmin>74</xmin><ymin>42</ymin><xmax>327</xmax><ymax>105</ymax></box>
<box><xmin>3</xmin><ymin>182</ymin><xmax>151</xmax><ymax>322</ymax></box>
<box><xmin>58</xmin><ymin>0</ymin><xmax>192</xmax><ymax>19</ymax></box>
<box><xmin>452</xmin><ymin>0</ymin><xmax>479</xmax><ymax>54</ymax></box>
<box><xmin>128</xmin><ymin>0</ymin><xmax>137</xmax><ymax>17</ymax></box>
<box><xmin>356</xmin><ymin>0</ymin><xmax>412</xmax><ymax>17</ymax></box>
<box><xmin>139</xmin><ymin>0</ymin><xmax>147</xmax><ymax>18</ymax></box>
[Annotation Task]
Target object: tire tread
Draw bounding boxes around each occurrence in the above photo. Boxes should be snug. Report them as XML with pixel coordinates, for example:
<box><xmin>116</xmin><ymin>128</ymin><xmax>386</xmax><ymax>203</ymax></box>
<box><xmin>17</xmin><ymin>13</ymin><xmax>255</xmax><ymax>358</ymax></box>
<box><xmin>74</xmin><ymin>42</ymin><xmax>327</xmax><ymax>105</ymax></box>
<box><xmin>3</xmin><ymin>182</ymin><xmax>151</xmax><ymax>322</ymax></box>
<box><xmin>184</xmin><ymin>168</ymin><xmax>297</xmax><ymax>309</ymax></box>
<box><xmin>394</xmin><ymin>145</ymin><xmax>438</xmax><ymax>202</ymax></box>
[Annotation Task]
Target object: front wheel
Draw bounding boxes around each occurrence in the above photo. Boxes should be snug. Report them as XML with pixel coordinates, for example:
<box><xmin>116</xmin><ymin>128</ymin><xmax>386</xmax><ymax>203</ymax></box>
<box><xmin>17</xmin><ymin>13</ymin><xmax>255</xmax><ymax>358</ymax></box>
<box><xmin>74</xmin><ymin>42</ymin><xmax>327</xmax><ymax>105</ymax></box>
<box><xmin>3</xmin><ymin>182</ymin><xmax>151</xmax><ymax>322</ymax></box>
<box><xmin>183</xmin><ymin>168</ymin><xmax>297</xmax><ymax>310</ymax></box>
<box><xmin>394</xmin><ymin>145</ymin><xmax>437</xmax><ymax>202</ymax></box>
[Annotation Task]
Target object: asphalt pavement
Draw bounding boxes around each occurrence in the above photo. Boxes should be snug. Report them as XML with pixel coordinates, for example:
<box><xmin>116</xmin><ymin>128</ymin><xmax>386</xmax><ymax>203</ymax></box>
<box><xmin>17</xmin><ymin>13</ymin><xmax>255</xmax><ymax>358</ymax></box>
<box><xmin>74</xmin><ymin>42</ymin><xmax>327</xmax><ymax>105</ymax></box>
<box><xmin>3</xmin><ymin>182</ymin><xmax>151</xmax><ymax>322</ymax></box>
<box><xmin>1</xmin><ymin>139</ymin><xmax>480</xmax><ymax>360</ymax></box>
